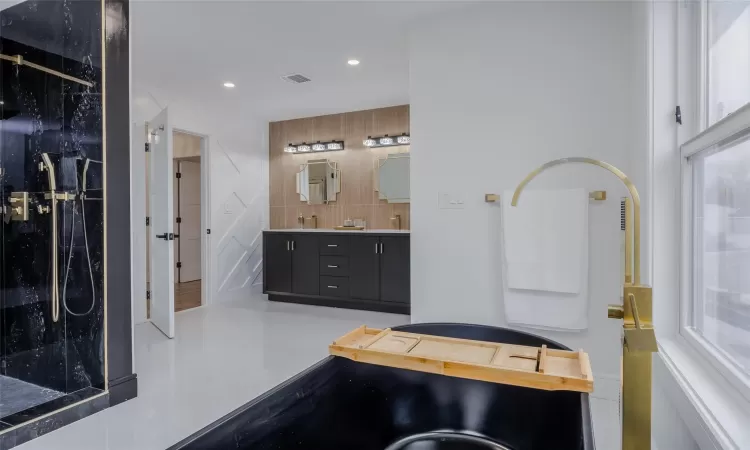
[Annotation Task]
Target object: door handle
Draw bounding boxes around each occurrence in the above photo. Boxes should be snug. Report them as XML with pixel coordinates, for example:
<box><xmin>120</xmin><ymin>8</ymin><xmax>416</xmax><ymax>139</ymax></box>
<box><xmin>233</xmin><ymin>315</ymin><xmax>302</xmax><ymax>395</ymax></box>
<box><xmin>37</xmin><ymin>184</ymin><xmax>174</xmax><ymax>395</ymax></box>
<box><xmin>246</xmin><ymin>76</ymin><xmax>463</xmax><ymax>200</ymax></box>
<box><xmin>286</xmin><ymin>240</ymin><xmax>290</xmax><ymax>251</ymax></box>
<box><xmin>380</xmin><ymin>242</ymin><xmax>383</xmax><ymax>254</ymax></box>
<box><xmin>375</xmin><ymin>243</ymin><xmax>379</xmax><ymax>254</ymax></box>
<box><xmin>156</xmin><ymin>233</ymin><xmax>174</xmax><ymax>241</ymax></box>
<box><xmin>291</xmin><ymin>240</ymin><xmax>296</xmax><ymax>251</ymax></box>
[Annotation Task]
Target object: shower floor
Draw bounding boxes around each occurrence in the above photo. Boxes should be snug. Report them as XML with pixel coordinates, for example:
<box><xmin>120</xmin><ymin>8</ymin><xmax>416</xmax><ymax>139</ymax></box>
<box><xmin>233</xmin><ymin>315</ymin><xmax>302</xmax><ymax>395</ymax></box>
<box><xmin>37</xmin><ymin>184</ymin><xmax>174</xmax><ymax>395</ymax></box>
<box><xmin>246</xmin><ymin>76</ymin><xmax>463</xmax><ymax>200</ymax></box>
<box><xmin>0</xmin><ymin>375</ymin><xmax>64</xmax><ymax>419</ymax></box>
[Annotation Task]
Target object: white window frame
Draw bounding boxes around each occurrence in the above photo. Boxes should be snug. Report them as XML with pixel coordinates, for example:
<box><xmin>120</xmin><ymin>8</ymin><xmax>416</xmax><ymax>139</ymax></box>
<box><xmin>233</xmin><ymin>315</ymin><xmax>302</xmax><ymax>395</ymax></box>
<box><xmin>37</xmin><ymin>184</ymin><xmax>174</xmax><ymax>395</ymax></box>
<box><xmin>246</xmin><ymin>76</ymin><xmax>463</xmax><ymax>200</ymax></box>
<box><xmin>653</xmin><ymin>2</ymin><xmax>750</xmax><ymax>448</ymax></box>
<box><xmin>680</xmin><ymin>103</ymin><xmax>750</xmax><ymax>404</ymax></box>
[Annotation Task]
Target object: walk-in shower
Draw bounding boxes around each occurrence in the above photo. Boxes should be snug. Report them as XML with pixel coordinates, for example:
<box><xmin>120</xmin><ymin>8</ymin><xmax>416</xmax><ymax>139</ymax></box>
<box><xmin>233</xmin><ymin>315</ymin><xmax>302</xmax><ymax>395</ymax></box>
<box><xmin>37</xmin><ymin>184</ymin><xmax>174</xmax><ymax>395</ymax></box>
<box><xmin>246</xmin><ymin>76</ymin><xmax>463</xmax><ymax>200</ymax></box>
<box><xmin>0</xmin><ymin>0</ymin><xmax>108</xmax><ymax>441</ymax></box>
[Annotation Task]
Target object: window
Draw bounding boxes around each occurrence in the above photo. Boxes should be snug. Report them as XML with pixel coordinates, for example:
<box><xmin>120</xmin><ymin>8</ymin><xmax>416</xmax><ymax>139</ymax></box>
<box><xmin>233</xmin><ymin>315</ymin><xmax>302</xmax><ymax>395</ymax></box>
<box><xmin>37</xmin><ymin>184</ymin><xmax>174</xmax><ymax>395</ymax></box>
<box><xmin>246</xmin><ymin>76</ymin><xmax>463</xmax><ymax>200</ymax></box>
<box><xmin>688</xmin><ymin>133</ymin><xmax>750</xmax><ymax>376</ymax></box>
<box><xmin>681</xmin><ymin>0</ymin><xmax>750</xmax><ymax>396</ymax></box>
<box><xmin>708</xmin><ymin>2</ymin><xmax>750</xmax><ymax>126</ymax></box>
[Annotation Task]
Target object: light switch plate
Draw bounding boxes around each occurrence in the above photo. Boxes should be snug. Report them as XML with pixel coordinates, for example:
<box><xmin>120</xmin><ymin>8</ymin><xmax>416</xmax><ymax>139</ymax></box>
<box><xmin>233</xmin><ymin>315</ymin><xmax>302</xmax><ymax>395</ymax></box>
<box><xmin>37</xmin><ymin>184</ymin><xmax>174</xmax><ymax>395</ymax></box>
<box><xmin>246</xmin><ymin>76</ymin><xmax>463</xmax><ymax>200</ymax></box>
<box><xmin>438</xmin><ymin>192</ymin><xmax>466</xmax><ymax>209</ymax></box>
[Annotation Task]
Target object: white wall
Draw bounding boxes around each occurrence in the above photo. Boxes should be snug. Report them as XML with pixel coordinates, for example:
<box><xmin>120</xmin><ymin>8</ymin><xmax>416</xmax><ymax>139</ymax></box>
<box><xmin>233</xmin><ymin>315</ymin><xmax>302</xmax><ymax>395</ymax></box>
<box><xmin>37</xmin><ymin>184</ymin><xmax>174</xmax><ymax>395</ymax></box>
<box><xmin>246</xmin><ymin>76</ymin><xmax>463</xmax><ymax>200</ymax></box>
<box><xmin>409</xmin><ymin>0</ymin><xmax>643</xmax><ymax>398</ymax></box>
<box><xmin>409</xmin><ymin>1</ymin><xmax>703</xmax><ymax>447</ymax></box>
<box><xmin>131</xmin><ymin>96</ymin><xmax>268</xmax><ymax>323</ymax></box>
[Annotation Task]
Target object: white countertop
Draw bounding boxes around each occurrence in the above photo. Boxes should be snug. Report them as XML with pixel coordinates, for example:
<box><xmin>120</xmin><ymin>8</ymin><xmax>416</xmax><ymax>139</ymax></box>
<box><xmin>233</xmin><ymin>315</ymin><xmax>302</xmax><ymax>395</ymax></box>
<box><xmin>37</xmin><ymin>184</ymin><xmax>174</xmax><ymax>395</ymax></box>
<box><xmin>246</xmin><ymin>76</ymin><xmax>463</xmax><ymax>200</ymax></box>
<box><xmin>265</xmin><ymin>228</ymin><xmax>410</xmax><ymax>234</ymax></box>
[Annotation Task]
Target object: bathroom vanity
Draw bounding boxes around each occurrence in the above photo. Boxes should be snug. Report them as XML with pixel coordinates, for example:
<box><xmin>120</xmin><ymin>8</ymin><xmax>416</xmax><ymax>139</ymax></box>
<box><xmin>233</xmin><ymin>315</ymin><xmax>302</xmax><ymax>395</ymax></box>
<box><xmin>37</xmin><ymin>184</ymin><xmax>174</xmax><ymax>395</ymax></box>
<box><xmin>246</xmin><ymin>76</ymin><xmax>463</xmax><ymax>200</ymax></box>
<box><xmin>263</xmin><ymin>230</ymin><xmax>410</xmax><ymax>314</ymax></box>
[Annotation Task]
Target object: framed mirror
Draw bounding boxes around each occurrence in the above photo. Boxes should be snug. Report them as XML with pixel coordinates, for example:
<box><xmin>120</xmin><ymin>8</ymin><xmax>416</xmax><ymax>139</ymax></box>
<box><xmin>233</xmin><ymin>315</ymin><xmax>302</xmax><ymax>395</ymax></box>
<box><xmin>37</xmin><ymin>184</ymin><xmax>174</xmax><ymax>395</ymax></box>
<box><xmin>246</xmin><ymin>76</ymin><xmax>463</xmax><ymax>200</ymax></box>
<box><xmin>375</xmin><ymin>153</ymin><xmax>410</xmax><ymax>203</ymax></box>
<box><xmin>296</xmin><ymin>159</ymin><xmax>341</xmax><ymax>204</ymax></box>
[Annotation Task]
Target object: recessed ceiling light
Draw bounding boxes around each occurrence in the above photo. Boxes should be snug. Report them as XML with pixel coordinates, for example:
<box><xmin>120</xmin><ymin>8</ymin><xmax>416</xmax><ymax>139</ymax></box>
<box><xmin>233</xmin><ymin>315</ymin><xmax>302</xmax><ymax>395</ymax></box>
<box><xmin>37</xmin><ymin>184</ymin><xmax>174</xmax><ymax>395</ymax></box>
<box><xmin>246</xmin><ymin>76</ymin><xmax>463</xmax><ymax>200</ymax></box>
<box><xmin>347</xmin><ymin>59</ymin><xmax>360</xmax><ymax>66</ymax></box>
<box><xmin>0</xmin><ymin>101</ymin><xmax>4</xmax><ymax>105</ymax></box>
<box><xmin>223</xmin><ymin>82</ymin><xmax>235</xmax><ymax>88</ymax></box>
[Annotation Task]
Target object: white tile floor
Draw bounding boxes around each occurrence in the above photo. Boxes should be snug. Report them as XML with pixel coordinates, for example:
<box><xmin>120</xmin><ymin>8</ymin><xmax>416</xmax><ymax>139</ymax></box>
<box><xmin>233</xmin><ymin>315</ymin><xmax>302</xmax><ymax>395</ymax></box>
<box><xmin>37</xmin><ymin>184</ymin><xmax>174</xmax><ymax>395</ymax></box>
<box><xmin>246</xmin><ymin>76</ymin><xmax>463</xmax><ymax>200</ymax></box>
<box><xmin>16</xmin><ymin>297</ymin><xmax>621</xmax><ymax>449</ymax></box>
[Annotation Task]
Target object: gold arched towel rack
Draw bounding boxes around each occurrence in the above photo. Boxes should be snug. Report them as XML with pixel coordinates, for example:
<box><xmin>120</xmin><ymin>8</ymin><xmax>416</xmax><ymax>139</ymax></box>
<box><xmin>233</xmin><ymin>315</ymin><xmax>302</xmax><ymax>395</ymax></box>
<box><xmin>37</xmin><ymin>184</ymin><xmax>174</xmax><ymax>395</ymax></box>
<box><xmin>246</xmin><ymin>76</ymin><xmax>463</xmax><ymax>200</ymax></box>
<box><xmin>0</xmin><ymin>53</ymin><xmax>94</xmax><ymax>88</ymax></box>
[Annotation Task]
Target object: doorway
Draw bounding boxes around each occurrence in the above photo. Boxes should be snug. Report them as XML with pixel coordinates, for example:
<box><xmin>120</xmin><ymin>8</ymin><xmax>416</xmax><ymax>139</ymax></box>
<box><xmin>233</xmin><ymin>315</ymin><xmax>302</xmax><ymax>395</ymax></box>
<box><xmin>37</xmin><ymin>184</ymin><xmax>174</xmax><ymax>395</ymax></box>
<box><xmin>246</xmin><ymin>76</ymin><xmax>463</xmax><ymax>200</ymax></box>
<box><xmin>134</xmin><ymin>119</ymin><xmax>210</xmax><ymax>336</ymax></box>
<box><xmin>173</xmin><ymin>131</ymin><xmax>203</xmax><ymax>312</ymax></box>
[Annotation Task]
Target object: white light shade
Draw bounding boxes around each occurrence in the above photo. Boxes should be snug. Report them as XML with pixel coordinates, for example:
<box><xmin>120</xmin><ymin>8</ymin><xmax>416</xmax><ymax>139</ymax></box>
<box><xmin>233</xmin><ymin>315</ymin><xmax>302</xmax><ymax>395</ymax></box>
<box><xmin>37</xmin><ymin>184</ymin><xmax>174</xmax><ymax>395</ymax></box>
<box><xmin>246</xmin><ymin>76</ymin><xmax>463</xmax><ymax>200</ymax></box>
<box><xmin>397</xmin><ymin>135</ymin><xmax>410</xmax><ymax>144</ymax></box>
<box><xmin>297</xmin><ymin>144</ymin><xmax>311</xmax><ymax>152</ymax></box>
<box><xmin>347</xmin><ymin>59</ymin><xmax>360</xmax><ymax>66</ymax></box>
<box><xmin>284</xmin><ymin>145</ymin><xmax>297</xmax><ymax>153</ymax></box>
<box><xmin>223</xmin><ymin>82</ymin><xmax>235</xmax><ymax>88</ymax></box>
<box><xmin>363</xmin><ymin>138</ymin><xmax>377</xmax><ymax>147</ymax></box>
<box><xmin>312</xmin><ymin>143</ymin><xmax>326</xmax><ymax>151</ymax></box>
<box><xmin>379</xmin><ymin>137</ymin><xmax>394</xmax><ymax>145</ymax></box>
<box><xmin>327</xmin><ymin>142</ymin><xmax>343</xmax><ymax>150</ymax></box>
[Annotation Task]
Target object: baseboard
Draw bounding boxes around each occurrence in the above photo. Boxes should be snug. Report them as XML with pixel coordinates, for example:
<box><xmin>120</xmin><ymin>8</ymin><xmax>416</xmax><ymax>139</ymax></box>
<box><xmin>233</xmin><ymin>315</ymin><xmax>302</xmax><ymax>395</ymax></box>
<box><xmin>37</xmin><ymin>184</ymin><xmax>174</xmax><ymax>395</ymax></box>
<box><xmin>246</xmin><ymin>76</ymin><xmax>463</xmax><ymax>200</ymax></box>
<box><xmin>109</xmin><ymin>373</ymin><xmax>138</xmax><ymax>406</ymax></box>
<box><xmin>268</xmin><ymin>293</ymin><xmax>410</xmax><ymax>315</ymax></box>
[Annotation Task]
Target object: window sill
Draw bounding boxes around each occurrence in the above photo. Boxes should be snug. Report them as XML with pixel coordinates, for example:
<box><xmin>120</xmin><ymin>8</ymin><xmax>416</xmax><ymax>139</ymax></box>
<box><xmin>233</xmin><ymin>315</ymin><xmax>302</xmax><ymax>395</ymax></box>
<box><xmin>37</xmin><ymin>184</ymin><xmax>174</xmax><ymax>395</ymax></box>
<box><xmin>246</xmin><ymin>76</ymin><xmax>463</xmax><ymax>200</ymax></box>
<box><xmin>657</xmin><ymin>338</ymin><xmax>750</xmax><ymax>450</ymax></box>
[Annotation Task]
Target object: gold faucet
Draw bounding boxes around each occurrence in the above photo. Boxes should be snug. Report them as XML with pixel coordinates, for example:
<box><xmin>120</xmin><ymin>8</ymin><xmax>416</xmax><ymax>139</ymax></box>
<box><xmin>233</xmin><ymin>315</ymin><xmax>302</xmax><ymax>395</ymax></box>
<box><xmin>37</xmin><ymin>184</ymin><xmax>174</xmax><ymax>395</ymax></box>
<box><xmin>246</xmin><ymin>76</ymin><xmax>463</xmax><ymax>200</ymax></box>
<box><xmin>512</xmin><ymin>157</ymin><xmax>656</xmax><ymax>450</ymax></box>
<box><xmin>390</xmin><ymin>214</ymin><xmax>402</xmax><ymax>230</ymax></box>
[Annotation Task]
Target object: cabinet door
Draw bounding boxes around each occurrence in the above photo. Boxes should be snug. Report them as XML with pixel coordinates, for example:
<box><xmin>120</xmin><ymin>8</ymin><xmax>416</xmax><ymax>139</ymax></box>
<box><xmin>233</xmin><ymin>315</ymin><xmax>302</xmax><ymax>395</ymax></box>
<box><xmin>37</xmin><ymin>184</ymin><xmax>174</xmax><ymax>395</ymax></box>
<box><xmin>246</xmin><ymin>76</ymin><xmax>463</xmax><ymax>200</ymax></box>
<box><xmin>265</xmin><ymin>234</ymin><xmax>291</xmax><ymax>293</ymax></box>
<box><xmin>380</xmin><ymin>236</ymin><xmax>410</xmax><ymax>304</ymax></box>
<box><xmin>350</xmin><ymin>236</ymin><xmax>381</xmax><ymax>301</ymax></box>
<box><xmin>291</xmin><ymin>234</ymin><xmax>319</xmax><ymax>295</ymax></box>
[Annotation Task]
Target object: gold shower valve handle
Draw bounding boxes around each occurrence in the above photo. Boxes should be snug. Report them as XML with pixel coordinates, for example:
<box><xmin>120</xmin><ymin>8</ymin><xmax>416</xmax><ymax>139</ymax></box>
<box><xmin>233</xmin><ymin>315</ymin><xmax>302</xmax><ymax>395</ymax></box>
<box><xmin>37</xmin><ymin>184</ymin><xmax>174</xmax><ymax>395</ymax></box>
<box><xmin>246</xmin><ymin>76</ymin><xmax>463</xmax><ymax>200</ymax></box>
<box><xmin>608</xmin><ymin>304</ymin><xmax>624</xmax><ymax>320</ymax></box>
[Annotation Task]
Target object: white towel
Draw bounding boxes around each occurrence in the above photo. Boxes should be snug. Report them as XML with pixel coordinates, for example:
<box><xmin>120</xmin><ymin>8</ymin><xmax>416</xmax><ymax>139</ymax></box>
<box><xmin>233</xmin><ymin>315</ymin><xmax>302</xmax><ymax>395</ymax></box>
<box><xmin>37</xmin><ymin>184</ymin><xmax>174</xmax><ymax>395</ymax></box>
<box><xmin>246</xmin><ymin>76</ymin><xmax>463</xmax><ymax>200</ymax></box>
<box><xmin>501</xmin><ymin>189</ymin><xmax>589</xmax><ymax>331</ymax></box>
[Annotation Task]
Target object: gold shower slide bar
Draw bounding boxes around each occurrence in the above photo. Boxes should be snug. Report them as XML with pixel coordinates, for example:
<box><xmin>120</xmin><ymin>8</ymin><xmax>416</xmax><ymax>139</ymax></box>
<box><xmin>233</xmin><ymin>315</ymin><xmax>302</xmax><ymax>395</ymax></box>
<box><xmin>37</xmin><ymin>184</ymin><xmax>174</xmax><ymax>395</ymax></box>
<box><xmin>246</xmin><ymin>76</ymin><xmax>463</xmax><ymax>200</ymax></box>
<box><xmin>0</xmin><ymin>54</ymin><xmax>94</xmax><ymax>88</ymax></box>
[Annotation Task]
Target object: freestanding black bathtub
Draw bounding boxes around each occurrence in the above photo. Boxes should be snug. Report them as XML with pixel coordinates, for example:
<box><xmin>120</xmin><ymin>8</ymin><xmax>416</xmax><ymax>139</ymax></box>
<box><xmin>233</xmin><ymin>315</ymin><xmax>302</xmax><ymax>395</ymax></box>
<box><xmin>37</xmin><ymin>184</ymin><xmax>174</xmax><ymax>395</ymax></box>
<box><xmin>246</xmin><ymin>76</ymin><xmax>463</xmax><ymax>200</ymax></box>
<box><xmin>168</xmin><ymin>324</ymin><xmax>596</xmax><ymax>450</ymax></box>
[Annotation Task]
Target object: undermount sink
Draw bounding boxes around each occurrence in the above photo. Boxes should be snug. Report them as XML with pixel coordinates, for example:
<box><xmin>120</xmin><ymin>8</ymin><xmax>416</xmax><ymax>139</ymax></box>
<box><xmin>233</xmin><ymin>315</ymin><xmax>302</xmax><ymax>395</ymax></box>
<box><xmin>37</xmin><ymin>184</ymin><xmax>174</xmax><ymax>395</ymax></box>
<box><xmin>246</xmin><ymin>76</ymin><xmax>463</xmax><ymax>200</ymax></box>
<box><xmin>169</xmin><ymin>323</ymin><xmax>595</xmax><ymax>450</ymax></box>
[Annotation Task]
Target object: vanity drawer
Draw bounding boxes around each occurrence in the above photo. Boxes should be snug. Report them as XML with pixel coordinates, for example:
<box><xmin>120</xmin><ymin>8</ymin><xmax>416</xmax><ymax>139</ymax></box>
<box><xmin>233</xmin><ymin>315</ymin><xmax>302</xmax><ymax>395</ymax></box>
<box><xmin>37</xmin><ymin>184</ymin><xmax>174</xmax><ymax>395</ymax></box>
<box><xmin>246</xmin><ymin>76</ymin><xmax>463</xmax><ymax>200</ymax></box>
<box><xmin>319</xmin><ymin>236</ymin><xmax>349</xmax><ymax>255</ymax></box>
<box><xmin>320</xmin><ymin>276</ymin><xmax>350</xmax><ymax>298</ymax></box>
<box><xmin>320</xmin><ymin>256</ymin><xmax>349</xmax><ymax>276</ymax></box>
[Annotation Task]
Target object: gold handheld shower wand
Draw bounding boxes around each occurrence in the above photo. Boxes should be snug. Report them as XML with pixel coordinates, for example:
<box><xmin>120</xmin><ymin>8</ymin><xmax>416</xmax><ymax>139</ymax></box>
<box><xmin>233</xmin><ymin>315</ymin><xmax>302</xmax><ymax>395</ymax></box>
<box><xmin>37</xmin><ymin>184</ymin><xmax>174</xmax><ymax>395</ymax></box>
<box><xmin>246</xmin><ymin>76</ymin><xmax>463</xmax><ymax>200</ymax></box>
<box><xmin>40</xmin><ymin>153</ymin><xmax>60</xmax><ymax>323</ymax></box>
<box><xmin>511</xmin><ymin>157</ymin><xmax>657</xmax><ymax>450</ymax></box>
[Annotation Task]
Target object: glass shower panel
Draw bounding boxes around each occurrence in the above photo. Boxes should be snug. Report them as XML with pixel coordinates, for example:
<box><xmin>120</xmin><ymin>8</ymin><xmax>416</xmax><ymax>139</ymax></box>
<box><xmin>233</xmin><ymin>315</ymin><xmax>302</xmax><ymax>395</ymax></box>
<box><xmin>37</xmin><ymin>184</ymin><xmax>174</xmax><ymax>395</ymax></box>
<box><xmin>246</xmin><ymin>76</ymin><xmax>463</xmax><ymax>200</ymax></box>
<box><xmin>0</xmin><ymin>0</ymin><xmax>104</xmax><ymax>425</ymax></box>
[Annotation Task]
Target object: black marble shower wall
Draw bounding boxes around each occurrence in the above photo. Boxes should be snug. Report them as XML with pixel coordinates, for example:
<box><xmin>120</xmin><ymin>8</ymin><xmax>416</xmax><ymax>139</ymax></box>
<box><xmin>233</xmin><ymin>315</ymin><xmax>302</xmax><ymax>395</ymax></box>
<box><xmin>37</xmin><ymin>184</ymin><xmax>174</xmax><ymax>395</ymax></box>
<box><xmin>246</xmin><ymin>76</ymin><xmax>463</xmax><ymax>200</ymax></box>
<box><xmin>0</xmin><ymin>0</ymin><xmax>105</xmax><ymax>403</ymax></box>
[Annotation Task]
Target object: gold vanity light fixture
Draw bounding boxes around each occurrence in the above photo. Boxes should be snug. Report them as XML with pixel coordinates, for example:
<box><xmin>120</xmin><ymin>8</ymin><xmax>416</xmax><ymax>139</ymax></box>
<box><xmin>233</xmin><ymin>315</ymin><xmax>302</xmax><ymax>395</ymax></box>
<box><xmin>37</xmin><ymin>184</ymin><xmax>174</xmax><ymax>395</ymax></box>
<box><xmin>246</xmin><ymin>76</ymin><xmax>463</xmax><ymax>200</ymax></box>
<box><xmin>285</xmin><ymin>140</ymin><xmax>344</xmax><ymax>154</ymax></box>
<box><xmin>511</xmin><ymin>157</ymin><xmax>657</xmax><ymax>450</ymax></box>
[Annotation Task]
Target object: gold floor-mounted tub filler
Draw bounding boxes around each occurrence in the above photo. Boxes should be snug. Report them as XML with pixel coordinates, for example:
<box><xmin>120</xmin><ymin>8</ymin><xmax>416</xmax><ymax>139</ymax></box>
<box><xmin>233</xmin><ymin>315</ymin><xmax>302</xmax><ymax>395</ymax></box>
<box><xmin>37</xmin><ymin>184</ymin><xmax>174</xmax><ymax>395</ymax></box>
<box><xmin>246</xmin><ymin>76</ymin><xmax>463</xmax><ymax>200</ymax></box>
<box><xmin>512</xmin><ymin>157</ymin><xmax>657</xmax><ymax>450</ymax></box>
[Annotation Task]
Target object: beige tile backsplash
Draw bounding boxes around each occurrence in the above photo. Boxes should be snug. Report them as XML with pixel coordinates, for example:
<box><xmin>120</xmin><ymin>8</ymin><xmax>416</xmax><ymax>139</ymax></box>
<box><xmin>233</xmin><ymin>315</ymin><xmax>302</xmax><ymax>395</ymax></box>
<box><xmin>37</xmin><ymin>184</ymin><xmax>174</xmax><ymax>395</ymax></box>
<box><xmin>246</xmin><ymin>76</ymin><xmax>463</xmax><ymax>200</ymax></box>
<box><xmin>269</xmin><ymin>105</ymin><xmax>410</xmax><ymax>230</ymax></box>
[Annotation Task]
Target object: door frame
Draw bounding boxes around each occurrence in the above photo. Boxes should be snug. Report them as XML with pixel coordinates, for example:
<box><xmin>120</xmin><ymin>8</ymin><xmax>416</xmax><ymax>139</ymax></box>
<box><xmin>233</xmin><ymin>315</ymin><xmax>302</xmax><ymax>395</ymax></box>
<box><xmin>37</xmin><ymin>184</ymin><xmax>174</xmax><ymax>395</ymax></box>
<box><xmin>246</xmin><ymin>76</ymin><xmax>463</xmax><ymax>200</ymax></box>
<box><xmin>130</xmin><ymin>124</ymin><xmax>211</xmax><ymax>325</ymax></box>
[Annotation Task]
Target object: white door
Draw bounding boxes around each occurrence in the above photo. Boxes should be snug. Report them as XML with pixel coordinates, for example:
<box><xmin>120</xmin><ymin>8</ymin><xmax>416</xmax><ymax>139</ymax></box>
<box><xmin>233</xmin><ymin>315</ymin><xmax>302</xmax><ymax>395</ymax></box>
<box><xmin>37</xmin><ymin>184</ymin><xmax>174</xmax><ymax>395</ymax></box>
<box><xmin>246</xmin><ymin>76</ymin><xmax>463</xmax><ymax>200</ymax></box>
<box><xmin>148</xmin><ymin>108</ymin><xmax>175</xmax><ymax>338</ymax></box>
<box><xmin>178</xmin><ymin>160</ymin><xmax>202</xmax><ymax>282</ymax></box>
<box><xmin>131</xmin><ymin>123</ymin><xmax>148</xmax><ymax>324</ymax></box>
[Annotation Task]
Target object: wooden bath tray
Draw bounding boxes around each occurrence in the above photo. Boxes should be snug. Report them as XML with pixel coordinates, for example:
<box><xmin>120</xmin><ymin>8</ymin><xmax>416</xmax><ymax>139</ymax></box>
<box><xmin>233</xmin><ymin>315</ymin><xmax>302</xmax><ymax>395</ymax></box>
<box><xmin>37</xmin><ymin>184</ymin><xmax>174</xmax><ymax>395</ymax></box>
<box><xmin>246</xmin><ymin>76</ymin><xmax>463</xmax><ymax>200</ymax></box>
<box><xmin>329</xmin><ymin>326</ymin><xmax>593</xmax><ymax>393</ymax></box>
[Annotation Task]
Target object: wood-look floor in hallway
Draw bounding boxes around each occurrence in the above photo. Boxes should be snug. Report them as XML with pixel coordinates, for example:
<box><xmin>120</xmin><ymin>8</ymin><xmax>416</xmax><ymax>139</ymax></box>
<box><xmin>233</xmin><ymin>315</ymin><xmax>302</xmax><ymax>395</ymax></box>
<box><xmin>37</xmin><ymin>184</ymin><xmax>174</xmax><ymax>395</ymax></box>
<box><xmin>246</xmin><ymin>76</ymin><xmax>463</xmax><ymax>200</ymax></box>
<box><xmin>175</xmin><ymin>280</ymin><xmax>201</xmax><ymax>312</ymax></box>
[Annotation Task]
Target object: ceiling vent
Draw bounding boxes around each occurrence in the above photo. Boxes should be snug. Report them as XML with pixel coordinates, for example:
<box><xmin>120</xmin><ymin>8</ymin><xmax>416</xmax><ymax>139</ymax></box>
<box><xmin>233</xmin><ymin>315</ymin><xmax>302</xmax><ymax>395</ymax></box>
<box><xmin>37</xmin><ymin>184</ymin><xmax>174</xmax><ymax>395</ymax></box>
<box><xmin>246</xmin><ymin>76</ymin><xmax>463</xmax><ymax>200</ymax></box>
<box><xmin>282</xmin><ymin>73</ymin><xmax>311</xmax><ymax>84</ymax></box>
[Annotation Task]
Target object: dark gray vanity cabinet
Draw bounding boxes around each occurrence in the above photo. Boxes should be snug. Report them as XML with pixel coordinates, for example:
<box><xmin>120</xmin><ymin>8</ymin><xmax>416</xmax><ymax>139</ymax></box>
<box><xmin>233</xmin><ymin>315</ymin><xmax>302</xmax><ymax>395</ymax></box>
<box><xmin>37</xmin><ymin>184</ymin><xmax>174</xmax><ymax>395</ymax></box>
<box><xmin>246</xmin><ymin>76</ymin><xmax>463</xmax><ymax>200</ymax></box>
<box><xmin>263</xmin><ymin>233</ymin><xmax>319</xmax><ymax>295</ymax></box>
<box><xmin>265</xmin><ymin>233</ymin><xmax>292</xmax><ymax>292</ymax></box>
<box><xmin>263</xmin><ymin>231</ymin><xmax>410</xmax><ymax>314</ymax></box>
<box><xmin>379</xmin><ymin>237</ymin><xmax>410</xmax><ymax>304</ymax></box>
<box><xmin>349</xmin><ymin>236</ymin><xmax>381</xmax><ymax>301</ymax></box>
<box><xmin>350</xmin><ymin>236</ymin><xmax>410</xmax><ymax>304</ymax></box>
<box><xmin>291</xmin><ymin>234</ymin><xmax>319</xmax><ymax>295</ymax></box>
